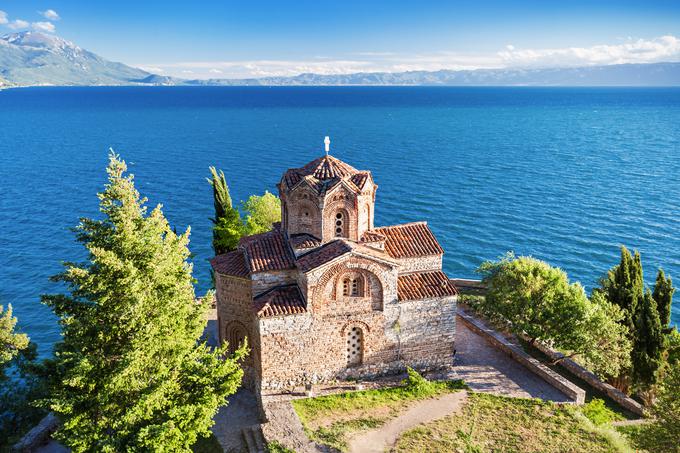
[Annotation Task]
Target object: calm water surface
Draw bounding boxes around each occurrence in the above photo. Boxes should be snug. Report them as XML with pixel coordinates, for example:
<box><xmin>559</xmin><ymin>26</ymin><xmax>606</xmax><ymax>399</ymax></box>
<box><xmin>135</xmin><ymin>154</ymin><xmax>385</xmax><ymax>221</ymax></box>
<box><xmin>1</xmin><ymin>86</ymin><xmax>679</xmax><ymax>357</ymax></box>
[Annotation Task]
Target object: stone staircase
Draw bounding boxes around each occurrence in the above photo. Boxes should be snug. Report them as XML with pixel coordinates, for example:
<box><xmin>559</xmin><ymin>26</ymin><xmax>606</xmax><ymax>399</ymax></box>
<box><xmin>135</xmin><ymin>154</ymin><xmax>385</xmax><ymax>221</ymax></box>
<box><xmin>241</xmin><ymin>425</ymin><xmax>267</xmax><ymax>453</ymax></box>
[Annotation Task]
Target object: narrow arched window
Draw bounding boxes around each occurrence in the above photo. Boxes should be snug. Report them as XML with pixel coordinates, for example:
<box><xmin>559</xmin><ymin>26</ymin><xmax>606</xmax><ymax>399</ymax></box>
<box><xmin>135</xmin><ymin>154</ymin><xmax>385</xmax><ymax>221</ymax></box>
<box><xmin>342</xmin><ymin>278</ymin><xmax>350</xmax><ymax>296</ymax></box>
<box><xmin>347</xmin><ymin>326</ymin><xmax>364</xmax><ymax>366</ymax></box>
<box><xmin>351</xmin><ymin>277</ymin><xmax>363</xmax><ymax>296</ymax></box>
<box><xmin>335</xmin><ymin>211</ymin><xmax>345</xmax><ymax>237</ymax></box>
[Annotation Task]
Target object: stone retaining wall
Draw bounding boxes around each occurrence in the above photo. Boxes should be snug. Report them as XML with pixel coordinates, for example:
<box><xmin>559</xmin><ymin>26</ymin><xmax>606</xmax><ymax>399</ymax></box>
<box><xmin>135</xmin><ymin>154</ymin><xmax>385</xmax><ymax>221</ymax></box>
<box><xmin>530</xmin><ymin>341</ymin><xmax>645</xmax><ymax>416</ymax></box>
<box><xmin>457</xmin><ymin>310</ymin><xmax>586</xmax><ymax>404</ymax></box>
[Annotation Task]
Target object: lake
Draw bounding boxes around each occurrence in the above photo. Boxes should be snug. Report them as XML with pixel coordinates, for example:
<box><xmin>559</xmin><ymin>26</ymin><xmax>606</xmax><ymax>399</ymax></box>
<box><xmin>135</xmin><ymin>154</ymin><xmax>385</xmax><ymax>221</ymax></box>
<box><xmin>1</xmin><ymin>86</ymin><xmax>678</xmax><ymax>357</ymax></box>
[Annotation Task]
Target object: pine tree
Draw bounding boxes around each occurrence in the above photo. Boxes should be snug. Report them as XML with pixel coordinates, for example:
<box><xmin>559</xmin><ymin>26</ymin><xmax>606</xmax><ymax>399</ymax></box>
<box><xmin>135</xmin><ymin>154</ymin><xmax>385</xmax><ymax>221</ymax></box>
<box><xmin>653</xmin><ymin>268</ymin><xmax>674</xmax><ymax>330</ymax></box>
<box><xmin>631</xmin><ymin>290</ymin><xmax>666</xmax><ymax>392</ymax></box>
<box><xmin>43</xmin><ymin>153</ymin><xmax>245</xmax><ymax>452</ymax></box>
<box><xmin>207</xmin><ymin>166</ymin><xmax>242</xmax><ymax>254</ymax></box>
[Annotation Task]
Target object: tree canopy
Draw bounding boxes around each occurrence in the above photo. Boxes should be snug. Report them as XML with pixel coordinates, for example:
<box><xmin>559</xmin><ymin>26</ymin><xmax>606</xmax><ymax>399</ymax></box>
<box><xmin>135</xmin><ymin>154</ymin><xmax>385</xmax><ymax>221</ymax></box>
<box><xmin>649</xmin><ymin>360</ymin><xmax>680</xmax><ymax>451</ymax></box>
<box><xmin>43</xmin><ymin>153</ymin><xmax>245</xmax><ymax>452</ymax></box>
<box><xmin>477</xmin><ymin>254</ymin><xmax>631</xmax><ymax>378</ymax></box>
<box><xmin>242</xmin><ymin>191</ymin><xmax>281</xmax><ymax>236</ymax></box>
<box><xmin>0</xmin><ymin>304</ymin><xmax>28</xmax><ymax>372</ymax></box>
<box><xmin>595</xmin><ymin>246</ymin><xmax>673</xmax><ymax>394</ymax></box>
<box><xmin>207</xmin><ymin>166</ymin><xmax>242</xmax><ymax>255</ymax></box>
<box><xmin>207</xmin><ymin>167</ymin><xmax>282</xmax><ymax>256</ymax></box>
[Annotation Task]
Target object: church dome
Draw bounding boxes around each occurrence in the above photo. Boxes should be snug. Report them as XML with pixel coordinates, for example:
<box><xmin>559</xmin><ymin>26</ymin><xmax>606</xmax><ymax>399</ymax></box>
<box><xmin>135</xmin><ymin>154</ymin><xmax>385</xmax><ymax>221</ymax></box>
<box><xmin>281</xmin><ymin>155</ymin><xmax>371</xmax><ymax>194</ymax></box>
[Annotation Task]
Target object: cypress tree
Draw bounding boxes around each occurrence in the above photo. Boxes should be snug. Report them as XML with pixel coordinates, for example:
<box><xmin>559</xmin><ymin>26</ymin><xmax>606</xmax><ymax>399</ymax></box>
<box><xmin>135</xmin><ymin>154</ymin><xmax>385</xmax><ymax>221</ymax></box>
<box><xmin>598</xmin><ymin>246</ymin><xmax>644</xmax><ymax>336</ymax></box>
<box><xmin>207</xmin><ymin>166</ymin><xmax>242</xmax><ymax>254</ymax></box>
<box><xmin>653</xmin><ymin>268</ymin><xmax>674</xmax><ymax>330</ymax></box>
<box><xmin>631</xmin><ymin>290</ymin><xmax>666</xmax><ymax>391</ymax></box>
<box><xmin>43</xmin><ymin>154</ymin><xmax>245</xmax><ymax>452</ymax></box>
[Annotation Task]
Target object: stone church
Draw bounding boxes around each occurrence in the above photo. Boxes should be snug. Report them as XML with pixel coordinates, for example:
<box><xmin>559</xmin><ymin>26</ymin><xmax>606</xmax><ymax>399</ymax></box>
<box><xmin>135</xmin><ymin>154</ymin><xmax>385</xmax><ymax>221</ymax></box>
<box><xmin>211</xmin><ymin>142</ymin><xmax>457</xmax><ymax>391</ymax></box>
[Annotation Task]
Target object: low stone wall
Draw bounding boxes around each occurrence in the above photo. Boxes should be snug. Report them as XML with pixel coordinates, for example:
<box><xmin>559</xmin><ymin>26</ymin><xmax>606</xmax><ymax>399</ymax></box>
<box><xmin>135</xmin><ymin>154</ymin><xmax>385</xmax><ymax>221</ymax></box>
<box><xmin>12</xmin><ymin>412</ymin><xmax>59</xmax><ymax>452</ymax></box>
<box><xmin>457</xmin><ymin>310</ymin><xmax>586</xmax><ymax>404</ymax></box>
<box><xmin>530</xmin><ymin>341</ymin><xmax>645</xmax><ymax>416</ymax></box>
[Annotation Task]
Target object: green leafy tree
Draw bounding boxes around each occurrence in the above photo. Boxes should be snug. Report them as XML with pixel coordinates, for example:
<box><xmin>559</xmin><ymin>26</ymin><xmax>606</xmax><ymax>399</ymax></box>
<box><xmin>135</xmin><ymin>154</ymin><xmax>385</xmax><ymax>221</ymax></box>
<box><xmin>631</xmin><ymin>290</ymin><xmax>666</xmax><ymax>391</ymax></box>
<box><xmin>653</xmin><ymin>268</ymin><xmax>674</xmax><ymax>330</ymax></box>
<box><xmin>207</xmin><ymin>166</ymin><xmax>242</xmax><ymax>254</ymax></box>
<box><xmin>242</xmin><ymin>191</ymin><xmax>281</xmax><ymax>236</ymax></box>
<box><xmin>477</xmin><ymin>254</ymin><xmax>631</xmax><ymax>377</ymax></box>
<box><xmin>649</xmin><ymin>360</ymin><xmax>680</xmax><ymax>451</ymax></box>
<box><xmin>0</xmin><ymin>304</ymin><xmax>29</xmax><ymax>369</ymax></box>
<box><xmin>43</xmin><ymin>153</ymin><xmax>245</xmax><ymax>452</ymax></box>
<box><xmin>0</xmin><ymin>305</ymin><xmax>47</xmax><ymax>448</ymax></box>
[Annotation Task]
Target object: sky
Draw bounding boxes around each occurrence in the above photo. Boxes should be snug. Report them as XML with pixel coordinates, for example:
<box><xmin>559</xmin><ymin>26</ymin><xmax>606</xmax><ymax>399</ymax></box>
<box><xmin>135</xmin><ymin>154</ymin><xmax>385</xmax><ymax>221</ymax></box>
<box><xmin>1</xmin><ymin>1</ymin><xmax>680</xmax><ymax>79</ymax></box>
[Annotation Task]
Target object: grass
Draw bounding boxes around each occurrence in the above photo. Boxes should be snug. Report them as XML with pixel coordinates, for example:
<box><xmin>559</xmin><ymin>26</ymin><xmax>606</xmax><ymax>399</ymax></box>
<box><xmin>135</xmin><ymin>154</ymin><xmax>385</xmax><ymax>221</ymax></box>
<box><xmin>291</xmin><ymin>368</ymin><xmax>466</xmax><ymax>451</ymax></box>
<box><xmin>616</xmin><ymin>423</ymin><xmax>678</xmax><ymax>453</ymax></box>
<box><xmin>394</xmin><ymin>392</ymin><xmax>633</xmax><ymax>453</ymax></box>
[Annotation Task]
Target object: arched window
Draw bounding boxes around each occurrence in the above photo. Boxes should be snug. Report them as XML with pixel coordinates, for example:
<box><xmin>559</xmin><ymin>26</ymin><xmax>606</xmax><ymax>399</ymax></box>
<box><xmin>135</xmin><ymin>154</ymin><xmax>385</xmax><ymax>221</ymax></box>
<box><xmin>346</xmin><ymin>326</ymin><xmax>364</xmax><ymax>366</ymax></box>
<box><xmin>342</xmin><ymin>278</ymin><xmax>350</xmax><ymax>296</ymax></box>
<box><xmin>335</xmin><ymin>211</ymin><xmax>346</xmax><ymax>237</ymax></box>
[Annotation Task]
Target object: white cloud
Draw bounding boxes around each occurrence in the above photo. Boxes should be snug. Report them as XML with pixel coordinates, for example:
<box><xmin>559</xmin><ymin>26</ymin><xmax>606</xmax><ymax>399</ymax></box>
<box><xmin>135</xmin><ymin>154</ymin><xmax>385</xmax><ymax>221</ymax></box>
<box><xmin>8</xmin><ymin>19</ymin><xmax>30</xmax><ymax>30</ymax></box>
<box><xmin>498</xmin><ymin>35</ymin><xmax>680</xmax><ymax>67</ymax></box>
<box><xmin>136</xmin><ymin>35</ymin><xmax>680</xmax><ymax>80</ymax></box>
<box><xmin>40</xmin><ymin>9</ymin><xmax>60</xmax><ymax>21</ymax></box>
<box><xmin>0</xmin><ymin>10</ymin><xmax>8</xmax><ymax>25</ymax></box>
<box><xmin>32</xmin><ymin>21</ymin><xmax>56</xmax><ymax>33</ymax></box>
<box><xmin>137</xmin><ymin>66</ymin><xmax>164</xmax><ymax>73</ymax></box>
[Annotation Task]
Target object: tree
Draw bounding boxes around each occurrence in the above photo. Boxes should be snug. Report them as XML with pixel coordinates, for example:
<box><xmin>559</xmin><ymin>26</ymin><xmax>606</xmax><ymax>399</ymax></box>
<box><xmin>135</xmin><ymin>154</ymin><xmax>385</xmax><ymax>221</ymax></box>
<box><xmin>631</xmin><ymin>290</ymin><xmax>666</xmax><ymax>392</ymax></box>
<box><xmin>0</xmin><ymin>304</ymin><xmax>28</xmax><ymax>370</ymax></box>
<box><xmin>242</xmin><ymin>191</ymin><xmax>281</xmax><ymax>236</ymax></box>
<box><xmin>43</xmin><ymin>153</ymin><xmax>245</xmax><ymax>452</ymax></box>
<box><xmin>207</xmin><ymin>166</ymin><xmax>242</xmax><ymax>254</ymax></box>
<box><xmin>477</xmin><ymin>254</ymin><xmax>631</xmax><ymax>377</ymax></box>
<box><xmin>595</xmin><ymin>246</ymin><xmax>644</xmax><ymax>337</ymax></box>
<box><xmin>649</xmin><ymin>361</ymin><xmax>680</xmax><ymax>451</ymax></box>
<box><xmin>653</xmin><ymin>268</ymin><xmax>674</xmax><ymax>330</ymax></box>
<box><xmin>0</xmin><ymin>305</ymin><xmax>47</xmax><ymax>449</ymax></box>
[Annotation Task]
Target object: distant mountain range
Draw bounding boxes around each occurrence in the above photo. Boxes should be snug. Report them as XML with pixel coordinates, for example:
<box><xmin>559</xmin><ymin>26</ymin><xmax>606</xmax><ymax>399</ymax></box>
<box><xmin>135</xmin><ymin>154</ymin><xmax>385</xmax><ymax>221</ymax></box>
<box><xmin>2</xmin><ymin>31</ymin><xmax>680</xmax><ymax>88</ymax></box>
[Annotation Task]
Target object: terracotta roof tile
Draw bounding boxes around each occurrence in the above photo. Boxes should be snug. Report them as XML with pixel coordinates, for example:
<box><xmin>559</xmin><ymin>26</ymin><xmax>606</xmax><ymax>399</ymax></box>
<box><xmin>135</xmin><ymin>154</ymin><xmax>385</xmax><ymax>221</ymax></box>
<box><xmin>240</xmin><ymin>230</ymin><xmax>296</xmax><ymax>273</ymax></box>
<box><xmin>296</xmin><ymin>240</ymin><xmax>353</xmax><ymax>272</ymax></box>
<box><xmin>374</xmin><ymin>222</ymin><xmax>444</xmax><ymax>258</ymax></box>
<box><xmin>210</xmin><ymin>250</ymin><xmax>249</xmax><ymax>278</ymax></box>
<box><xmin>254</xmin><ymin>285</ymin><xmax>307</xmax><ymax>318</ymax></box>
<box><xmin>350</xmin><ymin>172</ymin><xmax>370</xmax><ymax>190</ymax></box>
<box><xmin>281</xmin><ymin>155</ymin><xmax>370</xmax><ymax>196</ymax></box>
<box><xmin>360</xmin><ymin>230</ymin><xmax>386</xmax><ymax>243</ymax></box>
<box><xmin>398</xmin><ymin>271</ymin><xmax>458</xmax><ymax>301</ymax></box>
<box><xmin>290</xmin><ymin>233</ymin><xmax>322</xmax><ymax>249</ymax></box>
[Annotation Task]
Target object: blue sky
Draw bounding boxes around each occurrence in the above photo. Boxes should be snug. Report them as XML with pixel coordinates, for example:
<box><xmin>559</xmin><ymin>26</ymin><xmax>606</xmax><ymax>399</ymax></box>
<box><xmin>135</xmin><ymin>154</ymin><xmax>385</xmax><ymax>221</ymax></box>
<box><xmin>2</xmin><ymin>1</ymin><xmax>680</xmax><ymax>78</ymax></box>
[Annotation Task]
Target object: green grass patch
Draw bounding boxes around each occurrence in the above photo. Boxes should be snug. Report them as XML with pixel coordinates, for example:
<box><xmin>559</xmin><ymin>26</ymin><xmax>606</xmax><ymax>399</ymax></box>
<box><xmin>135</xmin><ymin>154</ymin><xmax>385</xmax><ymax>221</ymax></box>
<box><xmin>580</xmin><ymin>398</ymin><xmax>625</xmax><ymax>426</ymax></box>
<box><xmin>266</xmin><ymin>440</ymin><xmax>296</xmax><ymax>453</ymax></box>
<box><xmin>395</xmin><ymin>392</ymin><xmax>632</xmax><ymax>453</ymax></box>
<box><xmin>616</xmin><ymin>423</ymin><xmax>676</xmax><ymax>453</ymax></box>
<box><xmin>291</xmin><ymin>369</ymin><xmax>466</xmax><ymax>452</ymax></box>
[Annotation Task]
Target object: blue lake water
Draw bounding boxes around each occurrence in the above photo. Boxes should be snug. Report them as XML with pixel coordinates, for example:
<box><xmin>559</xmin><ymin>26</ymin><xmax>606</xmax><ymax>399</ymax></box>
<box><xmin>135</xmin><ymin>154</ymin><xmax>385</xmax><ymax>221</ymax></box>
<box><xmin>1</xmin><ymin>86</ymin><xmax>679</xmax><ymax>357</ymax></box>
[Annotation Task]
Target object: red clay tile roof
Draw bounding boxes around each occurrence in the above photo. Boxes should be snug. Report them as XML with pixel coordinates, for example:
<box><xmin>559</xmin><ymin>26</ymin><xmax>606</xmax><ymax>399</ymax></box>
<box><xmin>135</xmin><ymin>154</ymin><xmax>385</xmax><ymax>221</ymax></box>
<box><xmin>290</xmin><ymin>233</ymin><xmax>322</xmax><ymax>249</ymax></box>
<box><xmin>398</xmin><ymin>271</ymin><xmax>458</xmax><ymax>301</ymax></box>
<box><xmin>253</xmin><ymin>285</ymin><xmax>306</xmax><ymax>318</ymax></box>
<box><xmin>360</xmin><ymin>230</ymin><xmax>386</xmax><ymax>244</ymax></box>
<box><xmin>240</xmin><ymin>230</ymin><xmax>296</xmax><ymax>273</ymax></box>
<box><xmin>301</xmin><ymin>155</ymin><xmax>359</xmax><ymax>180</ymax></box>
<box><xmin>350</xmin><ymin>172</ymin><xmax>370</xmax><ymax>190</ymax></box>
<box><xmin>281</xmin><ymin>155</ymin><xmax>371</xmax><ymax>195</ymax></box>
<box><xmin>296</xmin><ymin>240</ymin><xmax>353</xmax><ymax>272</ymax></box>
<box><xmin>210</xmin><ymin>250</ymin><xmax>249</xmax><ymax>278</ymax></box>
<box><xmin>374</xmin><ymin>222</ymin><xmax>444</xmax><ymax>258</ymax></box>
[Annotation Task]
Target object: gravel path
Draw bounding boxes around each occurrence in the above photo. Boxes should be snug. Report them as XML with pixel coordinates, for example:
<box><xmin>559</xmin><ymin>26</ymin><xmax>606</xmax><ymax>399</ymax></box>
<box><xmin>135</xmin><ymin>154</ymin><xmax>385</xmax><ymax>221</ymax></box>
<box><xmin>347</xmin><ymin>391</ymin><xmax>468</xmax><ymax>453</ymax></box>
<box><xmin>454</xmin><ymin>317</ymin><xmax>571</xmax><ymax>402</ymax></box>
